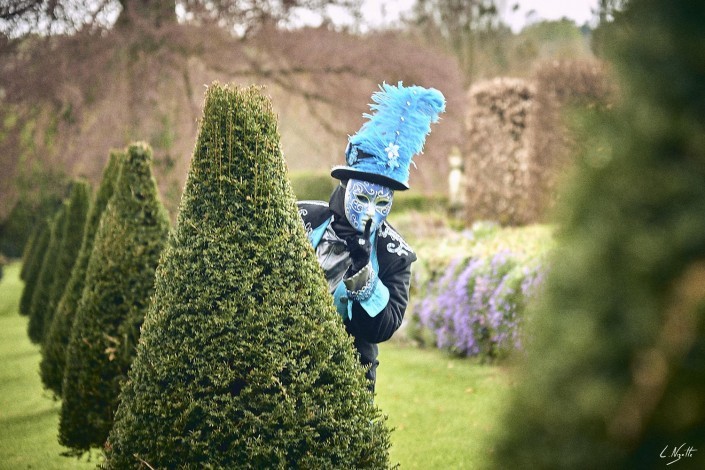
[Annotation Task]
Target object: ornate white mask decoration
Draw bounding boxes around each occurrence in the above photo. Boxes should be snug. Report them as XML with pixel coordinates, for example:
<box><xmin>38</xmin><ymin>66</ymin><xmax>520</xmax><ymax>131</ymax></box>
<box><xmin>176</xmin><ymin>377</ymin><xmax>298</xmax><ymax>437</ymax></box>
<box><xmin>344</xmin><ymin>179</ymin><xmax>394</xmax><ymax>233</ymax></box>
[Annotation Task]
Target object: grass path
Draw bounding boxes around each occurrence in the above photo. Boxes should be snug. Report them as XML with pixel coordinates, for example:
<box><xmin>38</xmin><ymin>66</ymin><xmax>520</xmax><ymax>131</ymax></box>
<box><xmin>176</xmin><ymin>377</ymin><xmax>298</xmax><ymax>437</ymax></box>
<box><xmin>0</xmin><ymin>262</ymin><xmax>511</xmax><ymax>468</ymax></box>
<box><xmin>377</xmin><ymin>340</ymin><xmax>512</xmax><ymax>469</ymax></box>
<box><xmin>0</xmin><ymin>263</ymin><xmax>94</xmax><ymax>469</ymax></box>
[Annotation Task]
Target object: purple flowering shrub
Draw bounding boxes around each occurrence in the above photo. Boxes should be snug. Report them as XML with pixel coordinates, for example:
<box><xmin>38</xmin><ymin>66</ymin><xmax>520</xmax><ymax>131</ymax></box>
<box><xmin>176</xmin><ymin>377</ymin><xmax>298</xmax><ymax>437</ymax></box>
<box><xmin>410</xmin><ymin>248</ymin><xmax>546</xmax><ymax>360</ymax></box>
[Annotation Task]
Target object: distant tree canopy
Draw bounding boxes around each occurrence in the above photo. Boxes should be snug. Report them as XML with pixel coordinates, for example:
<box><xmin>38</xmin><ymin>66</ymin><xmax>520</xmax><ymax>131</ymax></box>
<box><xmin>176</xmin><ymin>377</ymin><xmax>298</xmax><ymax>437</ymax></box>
<box><xmin>411</xmin><ymin>0</ymin><xmax>500</xmax><ymax>84</ymax></box>
<box><xmin>0</xmin><ymin>0</ymin><xmax>362</xmax><ymax>36</ymax></box>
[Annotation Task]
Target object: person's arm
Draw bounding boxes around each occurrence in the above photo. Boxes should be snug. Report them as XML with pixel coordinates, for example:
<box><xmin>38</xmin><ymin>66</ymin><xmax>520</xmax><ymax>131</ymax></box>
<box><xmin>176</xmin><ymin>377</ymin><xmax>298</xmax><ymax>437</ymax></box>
<box><xmin>344</xmin><ymin>253</ymin><xmax>415</xmax><ymax>344</ymax></box>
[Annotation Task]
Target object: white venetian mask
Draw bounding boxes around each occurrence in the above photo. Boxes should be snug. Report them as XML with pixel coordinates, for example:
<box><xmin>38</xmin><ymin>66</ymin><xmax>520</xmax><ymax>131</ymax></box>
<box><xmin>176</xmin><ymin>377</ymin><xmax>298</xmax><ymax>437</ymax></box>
<box><xmin>343</xmin><ymin>179</ymin><xmax>394</xmax><ymax>233</ymax></box>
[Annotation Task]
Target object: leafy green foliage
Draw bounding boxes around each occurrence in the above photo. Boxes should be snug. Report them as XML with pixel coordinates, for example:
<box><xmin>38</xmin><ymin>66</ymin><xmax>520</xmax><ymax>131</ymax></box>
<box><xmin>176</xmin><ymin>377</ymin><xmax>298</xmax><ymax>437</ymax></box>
<box><xmin>490</xmin><ymin>0</ymin><xmax>705</xmax><ymax>467</ymax></box>
<box><xmin>27</xmin><ymin>205</ymin><xmax>68</xmax><ymax>344</ymax></box>
<box><xmin>59</xmin><ymin>143</ymin><xmax>169</xmax><ymax>453</ymax></box>
<box><xmin>18</xmin><ymin>220</ymin><xmax>50</xmax><ymax>316</ymax></box>
<box><xmin>41</xmin><ymin>152</ymin><xmax>123</xmax><ymax>398</ymax></box>
<box><xmin>104</xmin><ymin>83</ymin><xmax>390</xmax><ymax>469</ymax></box>
<box><xmin>39</xmin><ymin>180</ymin><xmax>92</xmax><ymax>395</ymax></box>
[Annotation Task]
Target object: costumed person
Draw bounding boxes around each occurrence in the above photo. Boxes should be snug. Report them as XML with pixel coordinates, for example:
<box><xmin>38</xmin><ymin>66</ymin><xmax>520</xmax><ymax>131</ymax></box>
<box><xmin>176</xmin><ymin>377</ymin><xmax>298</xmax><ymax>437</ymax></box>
<box><xmin>297</xmin><ymin>82</ymin><xmax>445</xmax><ymax>392</ymax></box>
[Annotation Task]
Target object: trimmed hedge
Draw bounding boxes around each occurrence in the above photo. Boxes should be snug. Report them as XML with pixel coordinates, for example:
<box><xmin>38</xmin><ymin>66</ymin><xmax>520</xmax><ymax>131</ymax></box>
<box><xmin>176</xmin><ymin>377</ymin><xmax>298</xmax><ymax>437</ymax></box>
<box><xmin>290</xmin><ymin>170</ymin><xmax>447</xmax><ymax>215</ymax></box>
<box><xmin>490</xmin><ymin>0</ymin><xmax>705</xmax><ymax>467</ymax></box>
<box><xmin>18</xmin><ymin>219</ymin><xmax>50</xmax><ymax>316</ymax></box>
<box><xmin>42</xmin><ymin>151</ymin><xmax>122</xmax><ymax>398</ymax></box>
<box><xmin>59</xmin><ymin>143</ymin><xmax>169</xmax><ymax>453</ymax></box>
<box><xmin>27</xmin><ymin>204</ymin><xmax>68</xmax><ymax>344</ymax></box>
<box><xmin>42</xmin><ymin>180</ymin><xmax>91</xmax><ymax>344</ymax></box>
<box><xmin>289</xmin><ymin>170</ymin><xmax>338</xmax><ymax>202</ymax></box>
<box><xmin>392</xmin><ymin>191</ymin><xmax>447</xmax><ymax>213</ymax></box>
<box><xmin>20</xmin><ymin>225</ymin><xmax>39</xmax><ymax>281</ymax></box>
<box><xmin>104</xmin><ymin>83</ymin><xmax>390</xmax><ymax>469</ymax></box>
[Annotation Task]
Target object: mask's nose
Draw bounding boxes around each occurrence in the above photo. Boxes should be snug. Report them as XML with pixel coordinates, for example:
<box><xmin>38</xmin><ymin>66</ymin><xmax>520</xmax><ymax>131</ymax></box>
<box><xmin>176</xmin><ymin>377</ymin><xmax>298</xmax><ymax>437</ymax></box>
<box><xmin>366</xmin><ymin>204</ymin><xmax>375</xmax><ymax>218</ymax></box>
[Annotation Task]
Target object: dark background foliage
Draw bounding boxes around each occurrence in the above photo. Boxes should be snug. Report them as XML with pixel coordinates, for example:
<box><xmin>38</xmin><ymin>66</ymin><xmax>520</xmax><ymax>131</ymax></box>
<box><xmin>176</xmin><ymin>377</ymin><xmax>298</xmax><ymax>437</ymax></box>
<box><xmin>489</xmin><ymin>0</ymin><xmax>705</xmax><ymax>467</ymax></box>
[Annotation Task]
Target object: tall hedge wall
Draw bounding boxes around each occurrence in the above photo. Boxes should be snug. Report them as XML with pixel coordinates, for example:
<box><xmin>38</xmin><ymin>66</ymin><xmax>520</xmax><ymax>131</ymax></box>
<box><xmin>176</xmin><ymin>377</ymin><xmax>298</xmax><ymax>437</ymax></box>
<box><xmin>104</xmin><ymin>83</ymin><xmax>390</xmax><ymax>469</ymax></box>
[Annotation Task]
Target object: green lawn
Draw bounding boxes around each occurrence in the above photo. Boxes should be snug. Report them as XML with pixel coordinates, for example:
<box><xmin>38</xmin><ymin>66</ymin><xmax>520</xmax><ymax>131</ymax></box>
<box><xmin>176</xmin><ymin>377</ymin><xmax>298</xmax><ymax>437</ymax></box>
<box><xmin>0</xmin><ymin>262</ymin><xmax>511</xmax><ymax>468</ymax></box>
<box><xmin>0</xmin><ymin>262</ymin><xmax>95</xmax><ymax>469</ymax></box>
<box><xmin>377</xmin><ymin>340</ymin><xmax>512</xmax><ymax>469</ymax></box>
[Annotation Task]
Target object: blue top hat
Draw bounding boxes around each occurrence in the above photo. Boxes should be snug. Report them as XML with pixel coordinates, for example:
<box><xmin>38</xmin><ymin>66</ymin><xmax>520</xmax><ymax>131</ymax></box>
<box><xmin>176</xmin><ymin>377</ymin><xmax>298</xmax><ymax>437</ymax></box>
<box><xmin>331</xmin><ymin>82</ymin><xmax>446</xmax><ymax>191</ymax></box>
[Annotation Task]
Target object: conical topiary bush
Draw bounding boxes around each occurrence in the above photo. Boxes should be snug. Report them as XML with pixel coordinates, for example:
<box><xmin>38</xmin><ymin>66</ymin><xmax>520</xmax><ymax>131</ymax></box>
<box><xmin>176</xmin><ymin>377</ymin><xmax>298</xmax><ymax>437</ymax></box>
<box><xmin>19</xmin><ymin>218</ymin><xmax>50</xmax><ymax>316</ymax></box>
<box><xmin>59</xmin><ymin>143</ymin><xmax>169</xmax><ymax>453</ymax></box>
<box><xmin>41</xmin><ymin>180</ymin><xmax>91</xmax><ymax>344</ymax></box>
<box><xmin>42</xmin><ymin>152</ymin><xmax>123</xmax><ymax>397</ymax></box>
<box><xmin>489</xmin><ymin>0</ymin><xmax>705</xmax><ymax>468</ymax></box>
<box><xmin>27</xmin><ymin>204</ymin><xmax>68</xmax><ymax>344</ymax></box>
<box><xmin>20</xmin><ymin>225</ymin><xmax>39</xmax><ymax>281</ymax></box>
<box><xmin>104</xmin><ymin>83</ymin><xmax>391</xmax><ymax>469</ymax></box>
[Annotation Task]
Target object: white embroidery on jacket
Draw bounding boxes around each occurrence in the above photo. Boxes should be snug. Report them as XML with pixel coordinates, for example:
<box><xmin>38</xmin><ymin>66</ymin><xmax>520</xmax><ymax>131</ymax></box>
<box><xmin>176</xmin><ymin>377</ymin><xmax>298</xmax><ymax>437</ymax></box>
<box><xmin>378</xmin><ymin>224</ymin><xmax>413</xmax><ymax>257</ymax></box>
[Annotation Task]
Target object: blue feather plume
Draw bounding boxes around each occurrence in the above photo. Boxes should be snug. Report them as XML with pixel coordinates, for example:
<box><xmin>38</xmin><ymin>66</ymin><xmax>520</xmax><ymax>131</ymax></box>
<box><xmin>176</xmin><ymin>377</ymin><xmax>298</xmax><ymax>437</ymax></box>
<box><xmin>349</xmin><ymin>82</ymin><xmax>446</xmax><ymax>172</ymax></box>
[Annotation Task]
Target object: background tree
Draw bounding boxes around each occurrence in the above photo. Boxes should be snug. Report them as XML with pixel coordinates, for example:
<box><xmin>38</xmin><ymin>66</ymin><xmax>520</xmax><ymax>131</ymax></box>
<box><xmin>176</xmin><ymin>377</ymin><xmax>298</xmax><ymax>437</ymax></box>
<box><xmin>489</xmin><ymin>0</ymin><xmax>705</xmax><ymax>467</ymax></box>
<box><xmin>27</xmin><ymin>204</ymin><xmax>68</xmax><ymax>344</ymax></box>
<box><xmin>59</xmin><ymin>142</ymin><xmax>169</xmax><ymax>454</ymax></box>
<box><xmin>0</xmin><ymin>0</ymin><xmax>117</xmax><ymax>35</ymax></box>
<box><xmin>104</xmin><ymin>83</ymin><xmax>390</xmax><ymax>469</ymax></box>
<box><xmin>591</xmin><ymin>0</ymin><xmax>629</xmax><ymax>56</ymax></box>
<box><xmin>18</xmin><ymin>219</ymin><xmax>50</xmax><ymax>316</ymax></box>
<box><xmin>596</xmin><ymin>0</ymin><xmax>629</xmax><ymax>23</ymax></box>
<box><xmin>0</xmin><ymin>166</ymin><xmax>65</xmax><ymax>259</ymax></box>
<box><xmin>0</xmin><ymin>0</ymin><xmax>361</xmax><ymax>36</ymax></box>
<box><xmin>0</xmin><ymin>10</ymin><xmax>463</xmax><ymax>231</ymax></box>
<box><xmin>411</xmin><ymin>0</ymin><xmax>500</xmax><ymax>85</ymax></box>
<box><xmin>39</xmin><ymin>179</ymin><xmax>92</xmax><ymax>395</ymax></box>
<box><xmin>42</xmin><ymin>151</ymin><xmax>123</xmax><ymax>398</ymax></box>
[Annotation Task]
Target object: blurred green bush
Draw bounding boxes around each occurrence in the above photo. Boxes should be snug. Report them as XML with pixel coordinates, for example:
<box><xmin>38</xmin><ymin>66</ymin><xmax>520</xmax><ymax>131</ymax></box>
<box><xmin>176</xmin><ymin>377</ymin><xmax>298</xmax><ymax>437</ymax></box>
<box><xmin>288</xmin><ymin>170</ymin><xmax>338</xmax><ymax>202</ymax></box>
<box><xmin>393</xmin><ymin>191</ymin><xmax>448</xmax><ymax>213</ymax></box>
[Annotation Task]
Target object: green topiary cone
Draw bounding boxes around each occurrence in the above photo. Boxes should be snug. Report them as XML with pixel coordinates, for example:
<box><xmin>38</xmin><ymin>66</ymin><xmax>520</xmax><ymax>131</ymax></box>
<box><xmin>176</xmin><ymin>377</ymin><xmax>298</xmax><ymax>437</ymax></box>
<box><xmin>59</xmin><ymin>143</ymin><xmax>169</xmax><ymax>453</ymax></box>
<box><xmin>41</xmin><ymin>180</ymin><xmax>91</xmax><ymax>344</ymax></box>
<box><xmin>27</xmin><ymin>204</ymin><xmax>68</xmax><ymax>344</ymax></box>
<box><xmin>20</xmin><ymin>224</ymin><xmax>40</xmax><ymax>281</ymax></box>
<box><xmin>19</xmin><ymin>218</ymin><xmax>50</xmax><ymax>316</ymax></box>
<box><xmin>104</xmin><ymin>83</ymin><xmax>391</xmax><ymax>469</ymax></box>
<box><xmin>42</xmin><ymin>153</ymin><xmax>123</xmax><ymax>398</ymax></box>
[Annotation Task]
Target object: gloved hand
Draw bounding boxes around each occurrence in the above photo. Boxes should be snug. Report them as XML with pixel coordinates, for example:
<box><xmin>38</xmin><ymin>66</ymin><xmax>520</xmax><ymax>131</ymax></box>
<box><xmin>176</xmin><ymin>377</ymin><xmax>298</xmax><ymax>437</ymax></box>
<box><xmin>345</xmin><ymin>219</ymin><xmax>372</xmax><ymax>276</ymax></box>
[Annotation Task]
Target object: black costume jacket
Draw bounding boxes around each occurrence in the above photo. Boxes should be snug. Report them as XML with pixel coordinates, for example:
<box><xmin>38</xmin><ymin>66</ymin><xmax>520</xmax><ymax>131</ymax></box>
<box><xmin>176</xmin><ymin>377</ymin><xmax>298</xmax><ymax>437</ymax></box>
<box><xmin>297</xmin><ymin>200</ymin><xmax>417</xmax><ymax>390</ymax></box>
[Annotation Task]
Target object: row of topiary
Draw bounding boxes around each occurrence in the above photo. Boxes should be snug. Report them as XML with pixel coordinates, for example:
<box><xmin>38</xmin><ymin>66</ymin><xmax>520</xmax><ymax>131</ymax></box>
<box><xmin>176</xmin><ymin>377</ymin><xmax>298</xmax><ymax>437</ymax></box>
<box><xmin>19</xmin><ymin>142</ymin><xmax>171</xmax><ymax>455</ymax></box>
<box><xmin>18</xmin><ymin>83</ymin><xmax>392</xmax><ymax>468</ymax></box>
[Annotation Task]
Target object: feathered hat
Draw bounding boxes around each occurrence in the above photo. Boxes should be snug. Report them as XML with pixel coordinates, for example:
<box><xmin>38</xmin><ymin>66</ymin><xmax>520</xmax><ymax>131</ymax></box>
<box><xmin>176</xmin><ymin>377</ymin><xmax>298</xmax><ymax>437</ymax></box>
<box><xmin>331</xmin><ymin>82</ymin><xmax>446</xmax><ymax>191</ymax></box>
